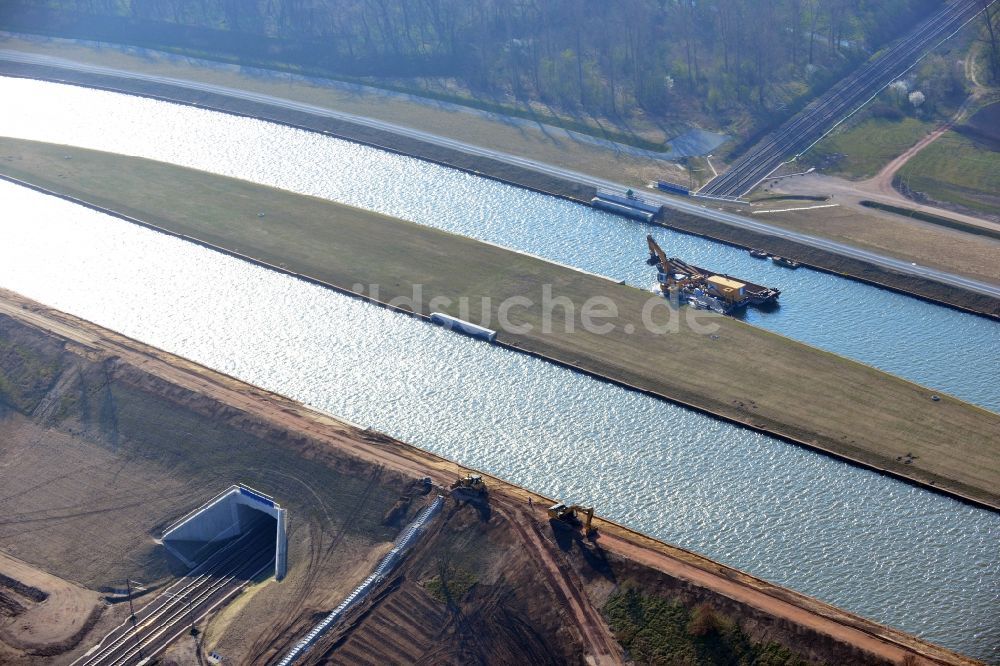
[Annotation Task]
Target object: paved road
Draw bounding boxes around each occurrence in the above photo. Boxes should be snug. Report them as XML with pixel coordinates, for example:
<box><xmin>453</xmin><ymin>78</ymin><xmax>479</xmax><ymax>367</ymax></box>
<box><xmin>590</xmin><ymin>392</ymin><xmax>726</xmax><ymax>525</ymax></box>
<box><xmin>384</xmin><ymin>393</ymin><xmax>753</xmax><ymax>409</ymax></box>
<box><xmin>72</xmin><ymin>526</ymin><xmax>274</xmax><ymax>666</ymax></box>
<box><xmin>701</xmin><ymin>0</ymin><xmax>997</xmax><ymax>198</ymax></box>
<box><xmin>1</xmin><ymin>50</ymin><xmax>998</xmax><ymax>300</ymax></box>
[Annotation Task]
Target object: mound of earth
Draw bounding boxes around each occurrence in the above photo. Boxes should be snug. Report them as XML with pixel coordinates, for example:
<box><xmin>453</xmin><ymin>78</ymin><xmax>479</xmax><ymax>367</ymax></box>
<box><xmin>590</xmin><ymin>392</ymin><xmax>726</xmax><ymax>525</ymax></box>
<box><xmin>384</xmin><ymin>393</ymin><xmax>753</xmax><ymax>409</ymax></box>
<box><xmin>955</xmin><ymin>101</ymin><xmax>1000</xmax><ymax>150</ymax></box>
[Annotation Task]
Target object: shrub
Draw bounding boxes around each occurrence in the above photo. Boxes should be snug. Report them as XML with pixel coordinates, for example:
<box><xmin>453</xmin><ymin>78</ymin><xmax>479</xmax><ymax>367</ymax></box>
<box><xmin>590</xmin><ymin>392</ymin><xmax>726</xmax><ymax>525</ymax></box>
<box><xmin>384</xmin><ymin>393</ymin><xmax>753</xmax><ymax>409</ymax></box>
<box><xmin>687</xmin><ymin>603</ymin><xmax>721</xmax><ymax>637</ymax></box>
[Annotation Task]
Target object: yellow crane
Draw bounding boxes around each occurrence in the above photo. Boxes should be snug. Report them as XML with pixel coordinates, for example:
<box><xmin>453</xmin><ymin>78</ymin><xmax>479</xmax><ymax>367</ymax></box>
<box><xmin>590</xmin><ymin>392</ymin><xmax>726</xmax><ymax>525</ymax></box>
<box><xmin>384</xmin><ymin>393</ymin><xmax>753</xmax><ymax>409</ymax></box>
<box><xmin>646</xmin><ymin>235</ymin><xmax>703</xmax><ymax>286</ymax></box>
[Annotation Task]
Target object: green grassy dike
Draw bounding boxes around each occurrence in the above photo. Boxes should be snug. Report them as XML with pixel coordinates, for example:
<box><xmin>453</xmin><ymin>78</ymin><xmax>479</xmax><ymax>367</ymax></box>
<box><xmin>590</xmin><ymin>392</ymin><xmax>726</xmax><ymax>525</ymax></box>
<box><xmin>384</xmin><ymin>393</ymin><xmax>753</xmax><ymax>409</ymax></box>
<box><xmin>2</xmin><ymin>137</ymin><xmax>998</xmax><ymax>509</ymax></box>
<box><xmin>603</xmin><ymin>587</ymin><xmax>808</xmax><ymax>666</ymax></box>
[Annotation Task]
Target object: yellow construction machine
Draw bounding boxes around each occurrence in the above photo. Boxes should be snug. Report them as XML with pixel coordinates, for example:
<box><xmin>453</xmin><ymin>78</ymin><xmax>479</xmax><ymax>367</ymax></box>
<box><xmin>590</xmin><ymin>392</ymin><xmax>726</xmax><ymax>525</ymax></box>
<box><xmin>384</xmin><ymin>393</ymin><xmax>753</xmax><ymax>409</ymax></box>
<box><xmin>450</xmin><ymin>474</ymin><xmax>487</xmax><ymax>496</ymax></box>
<box><xmin>547</xmin><ymin>503</ymin><xmax>595</xmax><ymax>534</ymax></box>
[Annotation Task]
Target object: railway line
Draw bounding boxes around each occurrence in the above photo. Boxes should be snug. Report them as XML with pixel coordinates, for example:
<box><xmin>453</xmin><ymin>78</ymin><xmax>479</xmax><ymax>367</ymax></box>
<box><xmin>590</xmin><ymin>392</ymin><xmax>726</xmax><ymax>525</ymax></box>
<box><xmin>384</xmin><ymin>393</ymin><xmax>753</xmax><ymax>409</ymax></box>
<box><xmin>73</xmin><ymin>522</ymin><xmax>275</xmax><ymax>666</ymax></box>
<box><xmin>701</xmin><ymin>0</ymin><xmax>997</xmax><ymax>198</ymax></box>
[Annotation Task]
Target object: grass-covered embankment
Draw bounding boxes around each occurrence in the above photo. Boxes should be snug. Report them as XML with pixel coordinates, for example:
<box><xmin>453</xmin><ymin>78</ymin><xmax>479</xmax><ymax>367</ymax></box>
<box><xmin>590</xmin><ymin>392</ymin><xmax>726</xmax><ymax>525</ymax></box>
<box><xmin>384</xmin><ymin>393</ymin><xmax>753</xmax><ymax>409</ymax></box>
<box><xmin>859</xmin><ymin>200</ymin><xmax>1000</xmax><ymax>240</ymax></box>
<box><xmin>604</xmin><ymin>586</ymin><xmax>809</xmax><ymax>666</ymax></box>
<box><xmin>897</xmin><ymin>125</ymin><xmax>1000</xmax><ymax>219</ymax></box>
<box><xmin>806</xmin><ymin>117</ymin><xmax>932</xmax><ymax>179</ymax></box>
<box><xmin>2</xmin><ymin>137</ymin><xmax>999</xmax><ymax>509</ymax></box>
<box><xmin>4</xmin><ymin>57</ymin><xmax>999</xmax><ymax>317</ymax></box>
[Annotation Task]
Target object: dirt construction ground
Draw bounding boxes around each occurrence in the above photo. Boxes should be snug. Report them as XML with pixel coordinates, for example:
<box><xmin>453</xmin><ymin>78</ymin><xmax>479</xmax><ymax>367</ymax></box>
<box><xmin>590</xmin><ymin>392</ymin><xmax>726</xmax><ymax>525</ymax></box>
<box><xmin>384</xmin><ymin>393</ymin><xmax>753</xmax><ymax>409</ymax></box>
<box><xmin>0</xmin><ymin>288</ymin><xmax>981</xmax><ymax>665</ymax></box>
<box><xmin>0</xmin><ymin>552</ymin><xmax>101</xmax><ymax>659</ymax></box>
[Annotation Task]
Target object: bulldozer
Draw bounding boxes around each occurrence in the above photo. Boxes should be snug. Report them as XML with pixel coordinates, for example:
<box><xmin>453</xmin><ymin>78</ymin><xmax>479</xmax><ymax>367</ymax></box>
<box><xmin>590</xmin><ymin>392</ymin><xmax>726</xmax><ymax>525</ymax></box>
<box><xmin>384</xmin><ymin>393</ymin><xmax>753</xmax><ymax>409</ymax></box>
<box><xmin>450</xmin><ymin>474</ymin><xmax>487</xmax><ymax>497</ymax></box>
<box><xmin>547</xmin><ymin>503</ymin><xmax>595</xmax><ymax>535</ymax></box>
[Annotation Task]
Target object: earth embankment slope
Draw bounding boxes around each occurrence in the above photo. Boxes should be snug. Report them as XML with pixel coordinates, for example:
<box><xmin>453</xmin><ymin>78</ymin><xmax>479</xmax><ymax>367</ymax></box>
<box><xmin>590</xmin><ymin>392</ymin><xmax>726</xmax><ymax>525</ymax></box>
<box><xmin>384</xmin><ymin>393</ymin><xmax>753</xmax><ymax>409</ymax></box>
<box><xmin>2</xmin><ymin>137</ymin><xmax>998</xmax><ymax>510</ymax></box>
<box><xmin>0</xmin><ymin>288</ymin><xmax>981</xmax><ymax>665</ymax></box>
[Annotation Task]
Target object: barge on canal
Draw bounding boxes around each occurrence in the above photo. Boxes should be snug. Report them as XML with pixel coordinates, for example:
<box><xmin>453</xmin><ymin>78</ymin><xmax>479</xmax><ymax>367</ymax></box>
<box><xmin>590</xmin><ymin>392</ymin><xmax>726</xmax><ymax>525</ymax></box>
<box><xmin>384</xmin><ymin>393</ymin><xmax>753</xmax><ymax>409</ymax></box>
<box><xmin>646</xmin><ymin>235</ymin><xmax>780</xmax><ymax>314</ymax></box>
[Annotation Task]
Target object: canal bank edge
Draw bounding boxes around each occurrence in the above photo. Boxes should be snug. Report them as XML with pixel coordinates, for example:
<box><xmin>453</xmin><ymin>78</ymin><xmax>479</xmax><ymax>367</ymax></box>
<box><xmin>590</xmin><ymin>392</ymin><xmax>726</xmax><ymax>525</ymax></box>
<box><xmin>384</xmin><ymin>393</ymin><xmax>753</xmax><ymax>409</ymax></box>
<box><xmin>0</xmin><ymin>57</ymin><xmax>998</xmax><ymax>320</ymax></box>
<box><xmin>0</xmin><ymin>289</ymin><xmax>981</xmax><ymax>666</ymax></box>
<box><xmin>3</xmin><ymin>165</ymin><xmax>997</xmax><ymax>514</ymax></box>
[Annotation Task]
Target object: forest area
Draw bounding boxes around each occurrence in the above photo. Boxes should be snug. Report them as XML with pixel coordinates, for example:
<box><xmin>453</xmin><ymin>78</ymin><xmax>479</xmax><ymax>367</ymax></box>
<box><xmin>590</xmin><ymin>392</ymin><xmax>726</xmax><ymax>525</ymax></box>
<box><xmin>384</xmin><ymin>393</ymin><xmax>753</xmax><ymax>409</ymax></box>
<box><xmin>0</xmin><ymin>1</ymin><xmax>960</xmax><ymax>136</ymax></box>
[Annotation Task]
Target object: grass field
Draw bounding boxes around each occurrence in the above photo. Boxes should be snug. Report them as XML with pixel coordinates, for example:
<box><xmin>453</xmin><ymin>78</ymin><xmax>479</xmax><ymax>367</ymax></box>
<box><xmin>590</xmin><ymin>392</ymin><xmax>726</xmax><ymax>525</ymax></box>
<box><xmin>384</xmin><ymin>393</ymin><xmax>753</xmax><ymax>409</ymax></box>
<box><xmin>3</xmin><ymin>137</ymin><xmax>999</xmax><ymax>508</ymax></box>
<box><xmin>897</xmin><ymin>128</ymin><xmax>1000</xmax><ymax>219</ymax></box>
<box><xmin>807</xmin><ymin>117</ymin><xmax>932</xmax><ymax>179</ymax></box>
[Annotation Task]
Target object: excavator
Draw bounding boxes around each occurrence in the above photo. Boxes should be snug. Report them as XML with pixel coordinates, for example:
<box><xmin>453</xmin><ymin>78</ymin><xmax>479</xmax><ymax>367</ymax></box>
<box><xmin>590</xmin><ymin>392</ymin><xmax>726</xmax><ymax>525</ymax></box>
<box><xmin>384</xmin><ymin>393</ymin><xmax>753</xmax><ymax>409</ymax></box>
<box><xmin>547</xmin><ymin>503</ymin><xmax>595</xmax><ymax>535</ymax></box>
<box><xmin>646</xmin><ymin>234</ymin><xmax>703</xmax><ymax>282</ymax></box>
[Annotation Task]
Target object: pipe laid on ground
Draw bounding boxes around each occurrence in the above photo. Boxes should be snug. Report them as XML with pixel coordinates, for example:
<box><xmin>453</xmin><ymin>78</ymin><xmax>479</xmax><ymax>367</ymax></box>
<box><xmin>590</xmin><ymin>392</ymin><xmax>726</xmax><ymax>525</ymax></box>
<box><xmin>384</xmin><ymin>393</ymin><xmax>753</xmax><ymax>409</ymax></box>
<box><xmin>276</xmin><ymin>495</ymin><xmax>445</xmax><ymax>666</ymax></box>
<box><xmin>430</xmin><ymin>312</ymin><xmax>497</xmax><ymax>342</ymax></box>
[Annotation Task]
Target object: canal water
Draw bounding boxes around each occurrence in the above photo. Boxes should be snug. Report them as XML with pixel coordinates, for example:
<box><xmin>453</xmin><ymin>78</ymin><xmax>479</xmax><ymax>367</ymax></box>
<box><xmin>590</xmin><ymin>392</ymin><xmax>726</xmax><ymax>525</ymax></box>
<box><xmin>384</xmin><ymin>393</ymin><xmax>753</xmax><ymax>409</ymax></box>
<box><xmin>2</xmin><ymin>77</ymin><xmax>998</xmax><ymax>413</ymax></box>
<box><xmin>1</xmin><ymin>181</ymin><xmax>997</xmax><ymax>661</ymax></box>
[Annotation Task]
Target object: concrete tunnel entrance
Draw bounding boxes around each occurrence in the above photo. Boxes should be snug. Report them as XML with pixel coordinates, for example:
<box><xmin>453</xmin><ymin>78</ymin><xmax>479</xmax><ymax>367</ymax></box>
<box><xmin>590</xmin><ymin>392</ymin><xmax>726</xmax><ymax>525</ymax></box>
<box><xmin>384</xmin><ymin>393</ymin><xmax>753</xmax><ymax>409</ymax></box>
<box><xmin>161</xmin><ymin>484</ymin><xmax>287</xmax><ymax>580</ymax></box>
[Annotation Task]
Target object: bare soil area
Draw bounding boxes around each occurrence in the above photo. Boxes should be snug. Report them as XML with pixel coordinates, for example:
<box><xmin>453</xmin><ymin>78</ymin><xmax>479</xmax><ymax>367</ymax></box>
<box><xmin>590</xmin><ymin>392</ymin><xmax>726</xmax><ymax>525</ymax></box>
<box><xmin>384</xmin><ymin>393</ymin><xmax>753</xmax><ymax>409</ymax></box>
<box><xmin>0</xmin><ymin>552</ymin><xmax>102</xmax><ymax>658</ymax></box>
<box><xmin>303</xmin><ymin>505</ymin><xmax>603</xmax><ymax>665</ymax></box>
<box><xmin>0</xmin><ymin>296</ymin><xmax>419</xmax><ymax>663</ymax></box>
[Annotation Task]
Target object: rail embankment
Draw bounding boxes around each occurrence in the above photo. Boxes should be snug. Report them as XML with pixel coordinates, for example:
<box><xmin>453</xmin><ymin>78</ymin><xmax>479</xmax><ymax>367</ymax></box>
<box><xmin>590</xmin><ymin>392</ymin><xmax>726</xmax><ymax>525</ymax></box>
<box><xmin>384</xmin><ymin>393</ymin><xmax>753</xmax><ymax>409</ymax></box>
<box><xmin>2</xmin><ymin>59</ymin><xmax>999</xmax><ymax>317</ymax></box>
<box><xmin>2</xmin><ymin>138</ymin><xmax>998</xmax><ymax>511</ymax></box>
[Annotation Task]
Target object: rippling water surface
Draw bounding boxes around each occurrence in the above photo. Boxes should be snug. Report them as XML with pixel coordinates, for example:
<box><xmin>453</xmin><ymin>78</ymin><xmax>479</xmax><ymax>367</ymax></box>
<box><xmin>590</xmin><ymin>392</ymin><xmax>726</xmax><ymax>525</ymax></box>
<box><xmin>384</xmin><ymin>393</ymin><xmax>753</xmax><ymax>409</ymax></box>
<box><xmin>1</xmin><ymin>183</ymin><xmax>997</xmax><ymax>661</ymax></box>
<box><xmin>2</xmin><ymin>77</ymin><xmax>998</xmax><ymax>412</ymax></box>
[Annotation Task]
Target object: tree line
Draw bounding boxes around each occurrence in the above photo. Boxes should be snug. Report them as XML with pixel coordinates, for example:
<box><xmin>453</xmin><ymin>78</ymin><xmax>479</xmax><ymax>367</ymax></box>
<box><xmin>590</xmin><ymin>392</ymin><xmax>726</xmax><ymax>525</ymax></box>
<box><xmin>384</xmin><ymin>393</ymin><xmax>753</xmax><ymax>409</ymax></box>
<box><xmin>5</xmin><ymin>0</ymin><xmax>948</xmax><ymax>121</ymax></box>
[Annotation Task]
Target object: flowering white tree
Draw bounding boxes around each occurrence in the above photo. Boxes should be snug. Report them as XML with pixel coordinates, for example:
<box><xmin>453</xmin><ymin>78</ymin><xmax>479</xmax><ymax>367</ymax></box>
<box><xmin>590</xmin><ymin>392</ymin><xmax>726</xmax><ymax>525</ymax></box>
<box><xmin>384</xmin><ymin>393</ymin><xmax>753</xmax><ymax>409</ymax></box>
<box><xmin>908</xmin><ymin>91</ymin><xmax>925</xmax><ymax>108</ymax></box>
<box><xmin>888</xmin><ymin>80</ymin><xmax>909</xmax><ymax>106</ymax></box>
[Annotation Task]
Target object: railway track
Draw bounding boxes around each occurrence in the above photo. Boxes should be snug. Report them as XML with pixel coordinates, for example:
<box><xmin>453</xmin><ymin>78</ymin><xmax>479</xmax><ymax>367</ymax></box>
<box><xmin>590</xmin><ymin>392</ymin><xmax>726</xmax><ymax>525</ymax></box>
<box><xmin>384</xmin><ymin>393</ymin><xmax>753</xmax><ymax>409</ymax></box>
<box><xmin>702</xmin><ymin>0</ymin><xmax>997</xmax><ymax>198</ymax></box>
<box><xmin>73</xmin><ymin>524</ymin><xmax>275</xmax><ymax>666</ymax></box>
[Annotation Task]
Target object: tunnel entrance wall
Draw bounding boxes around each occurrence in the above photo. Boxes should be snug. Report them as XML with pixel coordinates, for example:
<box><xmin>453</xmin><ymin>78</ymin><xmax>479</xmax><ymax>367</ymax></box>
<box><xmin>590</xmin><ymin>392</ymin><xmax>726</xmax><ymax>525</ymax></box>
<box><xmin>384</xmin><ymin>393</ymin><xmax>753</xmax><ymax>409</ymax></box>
<box><xmin>162</xmin><ymin>484</ymin><xmax>287</xmax><ymax>580</ymax></box>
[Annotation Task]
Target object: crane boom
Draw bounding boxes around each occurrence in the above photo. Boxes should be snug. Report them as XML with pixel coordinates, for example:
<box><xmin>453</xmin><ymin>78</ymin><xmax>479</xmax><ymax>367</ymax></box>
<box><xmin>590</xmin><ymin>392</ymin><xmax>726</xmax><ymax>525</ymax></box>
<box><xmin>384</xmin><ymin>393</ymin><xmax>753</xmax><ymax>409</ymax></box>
<box><xmin>647</xmin><ymin>235</ymin><xmax>702</xmax><ymax>282</ymax></box>
<box><xmin>646</xmin><ymin>234</ymin><xmax>669</xmax><ymax>268</ymax></box>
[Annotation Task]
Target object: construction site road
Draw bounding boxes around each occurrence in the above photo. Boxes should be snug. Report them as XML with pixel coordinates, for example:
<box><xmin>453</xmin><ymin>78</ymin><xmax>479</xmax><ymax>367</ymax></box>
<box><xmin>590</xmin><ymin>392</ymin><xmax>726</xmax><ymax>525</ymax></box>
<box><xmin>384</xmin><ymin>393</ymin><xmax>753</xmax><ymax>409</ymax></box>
<box><xmin>700</xmin><ymin>0</ymin><xmax>998</xmax><ymax>197</ymax></box>
<box><xmin>0</xmin><ymin>289</ymin><xmax>980</xmax><ymax>666</ymax></box>
<box><xmin>72</xmin><ymin>525</ymin><xmax>274</xmax><ymax>666</ymax></box>
<box><xmin>1</xmin><ymin>50</ymin><xmax>998</xmax><ymax>301</ymax></box>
